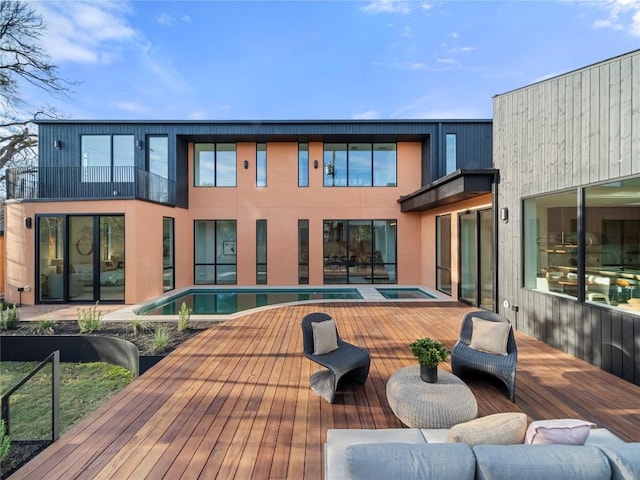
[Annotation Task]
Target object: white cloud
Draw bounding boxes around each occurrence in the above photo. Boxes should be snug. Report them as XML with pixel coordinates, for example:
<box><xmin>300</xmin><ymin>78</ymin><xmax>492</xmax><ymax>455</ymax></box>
<box><xmin>352</xmin><ymin>110</ymin><xmax>381</xmax><ymax>119</ymax></box>
<box><xmin>362</xmin><ymin>1</ymin><xmax>411</xmax><ymax>15</ymax></box>
<box><xmin>113</xmin><ymin>100</ymin><xmax>150</xmax><ymax>114</ymax></box>
<box><xmin>392</xmin><ymin>95</ymin><xmax>483</xmax><ymax>119</ymax></box>
<box><xmin>592</xmin><ymin>0</ymin><xmax>640</xmax><ymax>36</ymax></box>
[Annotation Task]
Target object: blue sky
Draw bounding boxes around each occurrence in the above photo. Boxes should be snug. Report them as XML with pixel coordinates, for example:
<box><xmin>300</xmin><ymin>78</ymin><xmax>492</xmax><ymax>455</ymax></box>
<box><xmin>27</xmin><ymin>0</ymin><xmax>640</xmax><ymax>120</ymax></box>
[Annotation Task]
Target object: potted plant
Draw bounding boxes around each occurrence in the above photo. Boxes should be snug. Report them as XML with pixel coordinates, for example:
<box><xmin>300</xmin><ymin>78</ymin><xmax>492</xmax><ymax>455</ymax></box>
<box><xmin>409</xmin><ymin>337</ymin><xmax>449</xmax><ymax>383</ymax></box>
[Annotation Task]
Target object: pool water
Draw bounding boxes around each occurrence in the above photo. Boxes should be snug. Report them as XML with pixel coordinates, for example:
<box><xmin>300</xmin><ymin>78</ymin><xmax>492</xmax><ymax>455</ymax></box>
<box><xmin>376</xmin><ymin>288</ymin><xmax>436</xmax><ymax>299</ymax></box>
<box><xmin>138</xmin><ymin>288</ymin><xmax>362</xmax><ymax>315</ymax></box>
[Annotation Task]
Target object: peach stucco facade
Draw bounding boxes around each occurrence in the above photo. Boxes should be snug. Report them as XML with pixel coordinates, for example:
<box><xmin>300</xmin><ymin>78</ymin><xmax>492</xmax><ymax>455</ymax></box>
<box><xmin>5</xmin><ymin>140</ymin><xmax>433</xmax><ymax>306</ymax></box>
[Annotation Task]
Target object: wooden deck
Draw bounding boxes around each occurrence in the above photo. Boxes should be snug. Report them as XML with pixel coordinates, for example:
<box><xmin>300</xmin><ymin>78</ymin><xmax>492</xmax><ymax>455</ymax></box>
<box><xmin>10</xmin><ymin>302</ymin><xmax>640</xmax><ymax>479</ymax></box>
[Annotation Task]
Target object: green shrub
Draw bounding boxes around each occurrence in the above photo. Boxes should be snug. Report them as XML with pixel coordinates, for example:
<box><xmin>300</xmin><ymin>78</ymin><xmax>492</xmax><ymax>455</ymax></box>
<box><xmin>409</xmin><ymin>337</ymin><xmax>449</xmax><ymax>368</ymax></box>
<box><xmin>177</xmin><ymin>302</ymin><xmax>191</xmax><ymax>333</ymax></box>
<box><xmin>0</xmin><ymin>419</ymin><xmax>10</xmax><ymax>462</ymax></box>
<box><xmin>34</xmin><ymin>319</ymin><xmax>57</xmax><ymax>335</ymax></box>
<box><xmin>151</xmin><ymin>326</ymin><xmax>171</xmax><ymax>353</ymax></box>
<box><xmin>0</xmin><ymin>305</ymin><xmax>20</xmax><ymax>330</ymax></box>
<box><xmin>128</xmin><ymin>318</ymin><xmax>150</xmax><ymax>336</ymax></box>
<box><xmin>77</xmin><ymin>302</ymin><xmax>103</xmax><ymax>333</ymax></box>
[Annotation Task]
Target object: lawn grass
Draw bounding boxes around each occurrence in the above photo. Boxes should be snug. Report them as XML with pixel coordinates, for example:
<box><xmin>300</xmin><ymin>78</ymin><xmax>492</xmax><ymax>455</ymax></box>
<box><xmin>0</xmin><ymin>362</ymin><xmax>133</xmax><ymax>440</ymax></box>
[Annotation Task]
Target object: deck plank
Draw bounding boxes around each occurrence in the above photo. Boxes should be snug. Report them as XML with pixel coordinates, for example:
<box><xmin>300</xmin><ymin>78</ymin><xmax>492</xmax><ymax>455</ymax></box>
<box><xmin>8</xmin><ymin>302</ymin><xmax>640</xmax><ymax>480</ymax></box>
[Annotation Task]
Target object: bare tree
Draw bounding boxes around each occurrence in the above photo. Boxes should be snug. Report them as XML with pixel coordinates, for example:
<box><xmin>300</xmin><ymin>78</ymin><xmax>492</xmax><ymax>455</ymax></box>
<box><xmin>0</xmin><ymin>0</ymin><xmax>73</xmax><ymax>193</ymax></box>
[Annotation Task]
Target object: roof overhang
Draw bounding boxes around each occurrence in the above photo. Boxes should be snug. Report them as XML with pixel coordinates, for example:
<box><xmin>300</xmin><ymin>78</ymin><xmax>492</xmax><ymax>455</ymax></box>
<box><xmin>398</xmin><ymin>169</ymin><xmax>498</xmax><ymax>212</ymax></box>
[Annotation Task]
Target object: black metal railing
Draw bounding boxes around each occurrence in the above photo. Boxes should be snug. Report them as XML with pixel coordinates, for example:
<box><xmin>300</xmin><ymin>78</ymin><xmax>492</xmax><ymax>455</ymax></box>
<box><xmin>1</xmin><ymin>350</ymin><xmax>60</xmax><ymax>442</ymax></box>
<box><xmin>6</xmin><ymin>166</ymin><xmax>175</xmax><ymax>205</ymax></box>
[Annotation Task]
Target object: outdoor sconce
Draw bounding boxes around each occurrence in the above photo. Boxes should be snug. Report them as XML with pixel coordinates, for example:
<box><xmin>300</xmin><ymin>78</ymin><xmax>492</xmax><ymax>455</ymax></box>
<box><xmin>500</xmin><ymin>207</ymin><xmax>509</xmax><ymax>223</ymax></box>
<box><xmin>54</xmin><ymin>140</ymin><xmax>62</xmax><ymax>149</ymax></box>
<box><xmin>24</xmin><ymin>217</ymin><xmax>32</xmax><ymax>229</ymax></box>
<box><xmin>314</xmin><ymin>160</ymin><xmax>318</xmax><ymax>169</ymax></box>
<box><xmin>244</xmin><ymin>160</ymin><xmax>249</xmax><ymax>169</ymax></box>
<box><xmin>136</xmin><ymin>139</ymin><xmax>144</xmax><ymax>150</ymax></box>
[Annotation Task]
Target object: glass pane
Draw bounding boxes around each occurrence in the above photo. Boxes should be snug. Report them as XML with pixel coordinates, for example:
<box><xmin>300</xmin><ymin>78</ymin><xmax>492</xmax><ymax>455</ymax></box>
<box><xmin>298</xmin><ymin>143</ymin><xmax>309</xmax><ymax>187</ymax></box>
<box><xmin>195</xmin><ymin>143</ymin><xmax>215</xmax><ymax>186</ymax></box>
<box><xmin>348</xmin><ymin>144</ymin><xmax>372</xmax><ymax>186</ymax></box>
<box><xmin>324</xmin><ymin>143</ymin><xmax>347</xmax><ymax>187</ymax></box>
<box><xmin>436</xmin><ymin>215</ymin><xmax>452</xmax><ymax>294</ymax></box>
<box><xmin>69</xmin><ymin>216</ymin><xmax>94</xmax><ymax>302</ymax></box>
<box><xmin>216</xmin><ymin>143</ymin><xmax>236</xmax><ymax>187</ymax></box>
<box><xmin>81</xmin><ymin>135</ymin><xmax>110</xmax><ymax>182</ymax></box>
<box><xmin>148</xmin><ymin>136</ymin><xmax>168</xmax><ymax>178</ymax></box>
<box><xmin>256</xmin><ymin>219</ymin><xmax>267</xmax><ymax>284</ymax></box>
<box><xmin>217</xmin><ymin>265</ymin><xmax>237</xmax><ymax>284</ymax></box>
<box><xmin>524</xmin><ymin>190</ymin><xmax>577</xmax><ymax>298</ymax></box>
<box><xmin>195</xmin><ymin>265</ymin><xmax>215</xmax><ymax>284</ymax></box>
<box><xmin>99</xmin><ymin>216</ymin><xmax>125</xmax><ymax>302</ymax></box>
<box><xmin>585</xmin><ymin>177</ymin><xmax>640</xmax><ymax>308</ymax></box>
<box><xmin>324</xmin><ymin>220</ymin><xmax>347</xmax><ymax>283</ymax></box>
<box><xmin>163</xmin><ymin>217</ymin><xmax>174</xmax><ymax>292</ymax></box>
<box><xmin>479</xmin><ymin>209</ymin><xmax>494</xmax><ymax>309</ymax></box>
<box><xmin>113</xmin><ymin>135</ymin><xmax>134</xmax><ymax>182</ymax></box>
<box><xmin>459</xmin><ymin>213</ymin><xmax>477</xmax><ymax>303</ymax></box>
<box><xmin>256</xmin><ymin>143</ymin><xmax>267</xmax><ymax>187</ymax></box>
<box><xmin>38</xmin><ymin>216</ymin><xmax>64</xmax><ymax>302</ymax></box>
<box><xmin>373</xmin><ymin>143</ymin><xmax>396</xmax><ymax>187</ymax></box>
<box><xmin>195</xmin><ymin>220</ymin><xmax>215</xmax><ymax>263</ymax></box>
<box><xmin>373</xmin><ymin>220</ymin><xmax>396</xmax><ymax>283</ymax></box>
<box><xmin>446</xmin><ymin>133</ymin><xmax>457</xmax><ymax>175</ymax></box>
<box><xmin>216</xmin><ymin>220</ymin><xmax>237</xmax><ymax>264</ymax></box>
<box><xmin>298</xmin><ymin>219</ymin><xmax>309</xmax><ymax>284</ymax></box>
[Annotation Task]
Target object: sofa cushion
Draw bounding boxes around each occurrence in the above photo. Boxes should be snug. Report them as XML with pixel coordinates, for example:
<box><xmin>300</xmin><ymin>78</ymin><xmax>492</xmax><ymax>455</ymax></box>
<box><xmin>525</xmin><ymin>418</ymin><xmax>595</xmax><ymax>445</ymax></box>
<box><xmin>473</xmin><ymin>444</ymin><xmax>611</xmax><ymax>480</ymax></box>
<box><xmin>599</xmin><ymin>443</ymin><xmax>640</xmax><ymax>480</ymax></box>
<box><xmin>312</xmin><ymin>319</ymin><xmax>338</xmax><ymax>355</ymax></box>
<box><xmin>446</xmin><ymin>412</ymin><xmax>527</xmax><ymax>447</ymax></box>
<box><xmin>346</xmin><ymin>442</ymin><xmax>475</xmax><ymax>480</ymax></box>
<box><xmin>469</xmin><ymin>318</ymin><xmax>510</xmax><ymax>355</ymax></box>
<box><xmin>326</xmin><ymin>429</ymin><xmax>427</xmax><ymax>480</ymax></box>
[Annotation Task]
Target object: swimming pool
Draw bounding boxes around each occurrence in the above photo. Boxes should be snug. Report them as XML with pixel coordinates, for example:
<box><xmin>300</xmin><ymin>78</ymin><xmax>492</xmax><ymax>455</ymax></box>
<box><xmin>137</xmin><ymin>288</ymin><xmax>363</xmax><ymax>315</ymax></box>
<box><xmin>376</xmin><ymin>288</ymin><xmax>437</xmax><ymax>299</ymax></box>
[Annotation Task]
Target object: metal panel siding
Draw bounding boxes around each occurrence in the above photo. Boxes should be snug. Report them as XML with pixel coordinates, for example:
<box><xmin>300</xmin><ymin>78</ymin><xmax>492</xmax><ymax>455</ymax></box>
<box><xmin>495</xmin><ymin>50</ymin><xmax>640</xmax><ymax>386</ymax></box>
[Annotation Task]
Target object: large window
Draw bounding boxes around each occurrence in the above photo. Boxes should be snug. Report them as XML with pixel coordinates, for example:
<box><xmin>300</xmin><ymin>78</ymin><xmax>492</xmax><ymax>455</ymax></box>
<box><xmin>194</xmin><ymin>143</ymin><xmax>236</xmax><ymax>187</ymax></box>
<box><xmin>323</xmin><ymin>143</ymin><xmax>396</xmax><ymax>187</ymax></box>
<box><xmin>81</xmin><ymin>134</ymin><xmax>134</xmax><ymax>182</ymax></box>
<box><xmin>298</xmin><ymin>143</ymin><xmax>309</xmax><ymax>187</ymax></box>
<box><xmin>256</xmin><ymin>219</ymin><xmax>267</xmax><ymax>284</ymax></box>
<box><xmin>459</xmin><ymin>208</ymin><xmax>493</xmax><ymax>308</ymax></box>
<box><xmin>163</xmin><ymin>217</ymin><xmax>174</xmax><ymax>292</ymax></box>
<box><xmin>323</xmin><ymin>220</ymin><xmax>396</xmax><ymax>284</ymax></box>
<box><xmin>148</xmin><ymin>135</ymin><xmax>169</xmax><ymax>202</ymax></box>
<box><xmin>298</xmin><ymin>220</ymin><xmax>309</xmax><ymax>284</ymax></box>
<box><xmin>436</xmin><ymin>215</ymin><xmax>452</xmax><ymax>295</ymax></box>
<box><xmin>194</xmin><ymin>220</ymin><xmax>237</xmax><ymax>284</ymax></box>
<box><xmin>524</xmin><ymin>190</ymin><xmax>578</xmax><ymax>299</ymax></box>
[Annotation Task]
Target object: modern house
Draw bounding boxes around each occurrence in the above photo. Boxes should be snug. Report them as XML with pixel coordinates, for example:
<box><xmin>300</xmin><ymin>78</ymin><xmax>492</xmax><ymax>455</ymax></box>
<box><xmin>3</xmin><ymin>49</ymin><xmax>639</xmax><ymax>385</ymax></box>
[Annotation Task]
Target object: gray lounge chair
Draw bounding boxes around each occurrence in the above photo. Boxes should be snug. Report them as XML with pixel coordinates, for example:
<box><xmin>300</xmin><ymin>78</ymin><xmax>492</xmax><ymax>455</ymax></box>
<box><xmin>301</xmin><ymin>312</ymin><xmax>370</xmax><ymax>403</ymax></box>
<box><xmin>451</xmin><ymin>310</ymin><xmax>517</xmax><ymax>402</ymax></box>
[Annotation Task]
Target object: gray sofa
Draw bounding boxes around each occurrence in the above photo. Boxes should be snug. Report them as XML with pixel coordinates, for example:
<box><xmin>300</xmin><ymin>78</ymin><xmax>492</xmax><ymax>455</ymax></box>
<box><xmin>325</xmin><ymin>427</ymin><xmax>639</xmax><ymax>480</ymax></box>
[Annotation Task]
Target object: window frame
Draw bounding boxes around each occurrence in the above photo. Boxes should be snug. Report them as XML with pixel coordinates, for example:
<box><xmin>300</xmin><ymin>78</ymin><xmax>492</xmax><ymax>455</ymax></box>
<box><xmin>193</xmin><ymin>142</ymin><xmax>237</xmax><ymax>187</ymax></box>
<box><xmin>323</xmin><ymin>143</ymin><xmax>397</xmax><ymax>188</ymax></box>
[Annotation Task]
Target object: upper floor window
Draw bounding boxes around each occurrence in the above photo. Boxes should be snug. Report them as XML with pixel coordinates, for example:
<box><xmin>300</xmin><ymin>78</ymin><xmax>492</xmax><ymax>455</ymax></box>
<box><xmin>298</xmin><ymin>143</ymin><xmax>309</xmax><ymax>187</ymax></box>
<box><xmin>194</xmin><ymin>143</ymin><xmax>236</xmax><ymax>187</ymax></box>
<box><xmin>445</xmin><ymin>133</ymin><xmax>457</xmax><ymax>175</ymax></box>
<box><xmin>323</xmin><ymin>143</ymin><xmax>396</xmax><ymax>187</ymax></box>
<box><xmin>81</xmin><ymin>134</ymin><xmax>134</xmax><ymax>182</ymax></box>
<box><xmin>256</xmin><ymin>143</ymin><xmax>267</xmax><ymax>187</ymax></box>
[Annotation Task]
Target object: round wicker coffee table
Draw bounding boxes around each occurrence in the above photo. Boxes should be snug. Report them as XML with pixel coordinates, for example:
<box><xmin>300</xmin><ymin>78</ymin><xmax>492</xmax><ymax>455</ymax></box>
<box><xmin>386</xmin><ymin>365</ymin><xmax>478</xmax><ymax>428</ymax></box>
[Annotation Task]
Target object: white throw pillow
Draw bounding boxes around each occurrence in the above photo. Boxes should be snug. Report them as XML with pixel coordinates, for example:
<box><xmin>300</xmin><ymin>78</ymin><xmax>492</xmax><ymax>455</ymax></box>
<box><xmin>469</xmin><ymin>318</ymin><xmax>511</xmax><ymax>356</ymax></box>
<box><xmin>525</xmin><ymin>419</ymin><xmax>595</xmax><ymax>445</ymax></box>
<box><xmin>312</xmin><ymin>319</ymin><xmax>338</xmax><ymax>355</ymax></box>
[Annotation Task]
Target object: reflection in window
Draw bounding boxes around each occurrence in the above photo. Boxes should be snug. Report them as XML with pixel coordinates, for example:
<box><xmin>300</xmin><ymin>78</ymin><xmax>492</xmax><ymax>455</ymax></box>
<box><xmin>194</xmin><ymin>220</ymin><xmax>237</xmax><ymax>284</ymax></box>
<box><xmin>163</xmin><ymin>217</ymin><xmax>174</xmax><ymax>292</ymax></box>
<box><xmin>323</xmin><ymin>143</ymin><xmax>396</xmax><ymax>187</ymax></box>
<box><xmin>524</xmin><ymin>190</ymin><xmax>579</xmax><ymax>299</ymax></box>
<box><xmin>298</xmin><ymin>143</ymin><xmax>309</xmax><ymax>187</ymax></box>
<box><xmin>81</xmin><ymin>135</ymin><xmax>134</xmax><ymax>182</ymax></box>
<box><xmin>445</xmin><ymin>133</ymin><xmax>457</xmax><ymax>175</ymax></box>
<box><xmin>256</xmin><ymin>143</ymin><xmax>267</xmax><ymax>187</ymax></box>
<box><xmin>194</xmin><ymin>143</ymin><xmax>236</xmax><ymax>187</ymax></box>
<box><xmin>256</xmin><ymin>219</ymin><xmax>267</xmax><ymax>284</ymax></box>
<box><xmin>323</xmin><ymin>219</ymin><xmax>396</xmax><ymax>284</ymax></box>
<box><xmin>436</xmin><ymin>215</ymin><xmax>452</xmax><ymax>295</ymax></box>
<box><xmin>299</xmin><ymin>220</ymin><xmax>309</xmax><ymax>284</ymax></box>
<box><xmin>148</xmin><ymin>136</ymin><xmax>169</xmax><ymax>202</ymax></box>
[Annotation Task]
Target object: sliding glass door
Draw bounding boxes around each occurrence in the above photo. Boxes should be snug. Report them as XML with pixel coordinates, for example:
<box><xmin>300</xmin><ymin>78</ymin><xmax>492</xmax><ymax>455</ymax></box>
<box><xmin>459</xmin><ymin>208</ymin><xmax>494</xmax><ymax>309</ymax></box>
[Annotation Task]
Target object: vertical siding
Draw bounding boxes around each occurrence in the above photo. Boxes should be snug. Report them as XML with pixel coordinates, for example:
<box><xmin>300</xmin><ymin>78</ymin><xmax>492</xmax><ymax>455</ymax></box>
<box><xmin>494</xmin><ymin>50</ymin><xmax>640</xmax><ymax>386</ymax></box>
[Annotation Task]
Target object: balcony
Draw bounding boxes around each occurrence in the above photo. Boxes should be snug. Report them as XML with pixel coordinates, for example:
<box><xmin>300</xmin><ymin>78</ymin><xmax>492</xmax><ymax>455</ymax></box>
<box><xmin>5</xmin><ymin>166</ymin><xmax>175</xmax><ymax>205</ymax></box>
